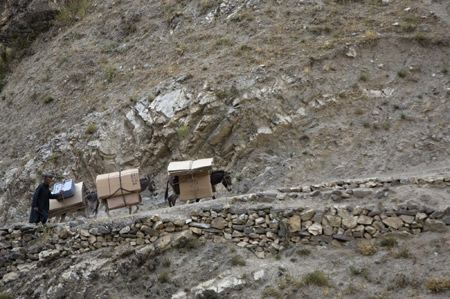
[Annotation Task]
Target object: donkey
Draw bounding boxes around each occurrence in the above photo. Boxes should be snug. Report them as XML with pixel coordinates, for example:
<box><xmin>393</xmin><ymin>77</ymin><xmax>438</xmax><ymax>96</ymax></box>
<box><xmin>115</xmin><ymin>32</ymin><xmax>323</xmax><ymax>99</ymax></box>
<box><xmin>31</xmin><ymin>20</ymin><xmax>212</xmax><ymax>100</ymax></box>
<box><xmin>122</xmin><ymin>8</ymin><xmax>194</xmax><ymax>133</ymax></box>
<box><xmin>91</xmin><ymin>176</ymin><xmax>156</xmax><ymax>218</ymax></box>
<box><xmin>165</xmin><ymin>170</ymin><xmax>232</xmax><ymax>207</ymax></box>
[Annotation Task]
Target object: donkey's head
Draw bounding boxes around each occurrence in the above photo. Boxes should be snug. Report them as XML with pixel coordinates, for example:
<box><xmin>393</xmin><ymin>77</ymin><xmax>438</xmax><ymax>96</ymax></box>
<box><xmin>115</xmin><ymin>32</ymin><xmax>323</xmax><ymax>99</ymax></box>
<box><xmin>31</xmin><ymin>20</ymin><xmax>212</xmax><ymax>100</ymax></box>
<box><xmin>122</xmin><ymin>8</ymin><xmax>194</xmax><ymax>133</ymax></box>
<box><xmin>222</xmin><ymin>171</ymin><xmax>233</xmax><ymax>192</ymax></box>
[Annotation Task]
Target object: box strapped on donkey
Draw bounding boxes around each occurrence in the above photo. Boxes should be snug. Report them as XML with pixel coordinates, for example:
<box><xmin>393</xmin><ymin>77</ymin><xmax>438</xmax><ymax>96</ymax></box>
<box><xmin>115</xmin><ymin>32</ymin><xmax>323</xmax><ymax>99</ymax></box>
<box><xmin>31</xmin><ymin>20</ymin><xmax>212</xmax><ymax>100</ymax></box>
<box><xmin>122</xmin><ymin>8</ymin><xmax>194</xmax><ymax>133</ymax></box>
<box><xmin>96</xmin><ymin>168</ymin><xmax>142</xmax><ymax>210</ymax></box>
<box><xmin>167</xmin><ymin>158</ymin><xmax>214</xmax><ymax>201</ymax></box>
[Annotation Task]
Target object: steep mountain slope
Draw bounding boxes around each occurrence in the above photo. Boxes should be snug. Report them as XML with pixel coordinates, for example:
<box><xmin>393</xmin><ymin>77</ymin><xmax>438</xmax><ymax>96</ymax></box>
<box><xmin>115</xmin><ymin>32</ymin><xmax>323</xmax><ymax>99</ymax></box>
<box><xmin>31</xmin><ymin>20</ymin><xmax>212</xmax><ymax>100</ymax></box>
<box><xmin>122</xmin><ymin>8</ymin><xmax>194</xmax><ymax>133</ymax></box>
<box><xmin>0</xmin><ymin>0</ymin><xmax>449</xmax><ymax>223</ymax></box>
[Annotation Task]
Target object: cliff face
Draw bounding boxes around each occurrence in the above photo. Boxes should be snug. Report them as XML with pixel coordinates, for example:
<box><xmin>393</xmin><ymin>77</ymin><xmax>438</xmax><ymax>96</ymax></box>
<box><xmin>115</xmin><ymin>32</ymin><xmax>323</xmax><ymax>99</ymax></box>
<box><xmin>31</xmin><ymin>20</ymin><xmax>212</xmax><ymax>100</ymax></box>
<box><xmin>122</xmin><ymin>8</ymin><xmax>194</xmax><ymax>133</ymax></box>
<box><xmin>0</xmin><ymin>0</ymin><xmax>449</xmax><ymax>223</ymax></box>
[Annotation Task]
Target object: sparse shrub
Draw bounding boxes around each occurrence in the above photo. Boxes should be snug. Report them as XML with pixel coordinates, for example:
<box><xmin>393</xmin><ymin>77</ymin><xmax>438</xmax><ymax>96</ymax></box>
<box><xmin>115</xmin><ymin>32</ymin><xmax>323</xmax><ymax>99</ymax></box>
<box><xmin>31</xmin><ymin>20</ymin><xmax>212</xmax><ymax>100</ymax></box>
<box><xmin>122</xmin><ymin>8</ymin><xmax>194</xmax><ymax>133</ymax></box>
<box><xmin>297</xmin><ymin>248</ymin><xmax>311</xmax><ymax>256</ymax></box>
<box><xmin>49</xmin><ymin>154</ymin><xmax>58</xmax><ymax>164</ymax></box>
<box><xmin>349</xmin><ymin>265</ymin><xmax>361</xmax><ymax>276</ymax></box>
<box><xmin>401</xmin><ymin>22</ymin><xmax>416</xmax><ymax>33</ymax></box>
<box><xmin>0</xmin><ymin>293</ymin><xmax>12</xmax><ymax>299</ymax></box>
<box><xmin>102</xmin><ymin>64</ymin><xmax>117</xmax><ymax>83</ymax></box>
<box><xmin>413</xmin><ymin>33</ymin><xmax>427</xmax><ymax>42</ymax></box>
<box><xmin>380</xmin><ymin>237</ymin><xmax>397</xmax><ymax>248</ymax></box>
<box><xmin>349</xmin><ymin>265</ymin><xmax>369</xmax><ymax>277</ymax></box>
<box><xmin>158</xmin><ymin>272</ymin><xmax>169</xmax><ymax>283</ymax></box>
<box><xmin>397</xmin><ymin>70</ymin><xmax>407</xmax><ymax>78</ymax></box>
<box><xmin>443</xmin><ymin>68</ymin><xmax>448</xmax><ymax>74</ymax></box>
<box><xmin>42</xmin><ymin>96</ymin><xmax>54</xmax><ymax>104</ymax></box>
<box><xmin>400</xmin><ymin>112</ymin><xmax>406</xmax><ymax>120</ymax></box>
<box><xmin>90</xmin><ymin>270</ymin><xmax>99</xmax><ymax>280</ymax></box>
<box><xmin>358</xmin><ymin>241</ymin><xmax>376</xmax><ymax>256</ymax></box>
<box><xmin>196</xmin><ymin>289</ymin><xmax>220</xmax><ymax>299</ymax></box>
<box><xmin>216</xmin><ymin>38</ymin><xmax>235</xmax><ymax>47</ymax></box>
<box><xmin>393</xmin><ymin>247</ymin><xmax>409</xmax><ymax>258</ymax></box>
<box><xmin>55</xmin><ymin>0</ymin><xmax>92</xmax><ymax>26</ymax></box>
<box><xmin>176</xmin><ymin>238</ymin><xmax>198</xmax><ymax>250</ymax></box>
<box><xmin>364</xmin><ymin>30</ymin><xmax>378</xmax><ymax>40</ymax></box>
<box><xmin>129</xmin><ymin>270</ymin><xmax>141</xmax><ymax>280</ymax></box>
<box><xmin>359</xmin><ymin>73</ymin><xmax>369</xmax><ymax>82</ymax></box>
<box><xmin>162</xmin><ymin>257</ymin><xmax>171</xmax><ymax>267</ymax></box>
<box><xmin>214</xmin><ymin>89</ymin><xmax>227</xmax><ymax>100</ymax></box>
<box><xmin>231</xmin><ymin>255</ymin><xmax>246</xmax><ymax>266</ymax></box>
<box><xmin>345</xmin><ymin>283</ymin><xmax>357</xmax><ymax>295</ymax></box>
<box><xmin>0</xmin><ymin>80</ymin><xmax>7</xmax><ymax>93</ymax></box>
<box><xmin>395</xmin><ymin>274</ymin><xmax>409</xmax><ymax>289</ymax></box>
<box><xmin>302</xmin><ymin>270</ymin><xmax>329</xmax><ymax>286</ymax></box>
<box><xmin>382</xmin><ymin>121</ymin><xmax>391</xmax><ymax>130</ymax></box>
<box><xmin>424</xmin><ymin>277</ymin><xmax>450</xmax><ymax>293</ymax></box>
<box><xmin>177</xmin><ymin>126</ymin><xmax>189</xmax><ymax>138</ymax></box>
<box><xmin>261</xmin><ymin>287</ymin><xmax>278</xmax><ymax>298</ymax></box>
<box><xmin>199</xmin><ymin>0</ymin><xmax>217</xmax><ymax>15</ymax></box>
<box><xmin>363</xmin><ymin>121</ymin><xmax>370</xmax><ymax>128</ymax></box>
<box><xmin>85</xmin><ymin>123</ymin><xmax>97</xmax><ymax>134</ymax></box>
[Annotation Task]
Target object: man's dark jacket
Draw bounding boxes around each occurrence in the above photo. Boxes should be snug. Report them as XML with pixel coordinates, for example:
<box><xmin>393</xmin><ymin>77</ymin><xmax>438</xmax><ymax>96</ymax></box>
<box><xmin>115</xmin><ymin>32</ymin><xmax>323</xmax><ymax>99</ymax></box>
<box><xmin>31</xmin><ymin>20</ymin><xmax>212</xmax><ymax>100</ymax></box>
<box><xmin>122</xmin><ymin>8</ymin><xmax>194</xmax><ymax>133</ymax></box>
<box><xmin>29</xmin><ymin>182</ymin><xmax>58</xmax><ymax>224</ymax></box>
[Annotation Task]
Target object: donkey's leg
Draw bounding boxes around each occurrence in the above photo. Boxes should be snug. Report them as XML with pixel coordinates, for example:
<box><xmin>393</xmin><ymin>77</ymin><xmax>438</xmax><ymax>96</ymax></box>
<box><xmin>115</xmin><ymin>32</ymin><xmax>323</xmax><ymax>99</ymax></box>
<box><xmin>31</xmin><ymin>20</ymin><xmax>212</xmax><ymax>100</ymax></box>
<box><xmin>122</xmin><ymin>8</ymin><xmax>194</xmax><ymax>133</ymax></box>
<box><xmin>60</xmin><ymin>213</ymin><xmax>66</xmax><ymax>223</ymax></box>
<box><xmin>102</xmin><ymin>200</ymin><xmax>112</xmax><ymax>218</ymax></box>
<box><xmin>134</xmin><ymin>205</ymin><xmax>140</xmax><ymax>214</ymax></box>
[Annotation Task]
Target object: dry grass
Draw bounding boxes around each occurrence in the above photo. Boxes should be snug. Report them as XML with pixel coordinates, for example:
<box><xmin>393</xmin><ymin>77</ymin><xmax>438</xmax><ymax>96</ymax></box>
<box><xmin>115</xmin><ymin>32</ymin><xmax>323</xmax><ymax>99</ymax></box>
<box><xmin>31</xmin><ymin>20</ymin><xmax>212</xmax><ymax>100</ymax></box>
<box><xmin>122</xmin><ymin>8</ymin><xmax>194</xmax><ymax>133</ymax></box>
<box><xmin>424</xmin><ymin>277</ymin><xmax>450</xmax><ymax>293</ymax></box>
<box><xmin>302</xmin><ymin>270</ymin><xmax>329</xmax><ymax>286</ymax></box>
<box><xmin>380</xmin><ymin>237</ymin><xmax>397</xmax><ymax>249</ymax></box>
<box><xmin>230</xmin><ymin>255</ymin><xmax>246</xmax><ymax>266</ymax></box>
<box><xmin>358</xmin><ymin>240</ymin><xmax>377</xmax><ymax>256</ymax></box>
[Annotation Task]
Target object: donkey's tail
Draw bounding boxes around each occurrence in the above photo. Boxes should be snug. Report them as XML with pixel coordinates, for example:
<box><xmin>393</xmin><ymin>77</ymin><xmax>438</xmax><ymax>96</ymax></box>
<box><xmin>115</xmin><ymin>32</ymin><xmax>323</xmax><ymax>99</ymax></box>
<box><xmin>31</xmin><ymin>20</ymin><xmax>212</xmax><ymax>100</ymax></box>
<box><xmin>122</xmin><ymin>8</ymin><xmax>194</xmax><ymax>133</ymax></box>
<box><xmin>165</xmin><ymin>180</ymin><xmax>169</xmax><ymax>201</ymax></box>
<box><xmin>94</xmin><ymin>197</ymin><xmax>100</xmax><ymax>215</ymax></box>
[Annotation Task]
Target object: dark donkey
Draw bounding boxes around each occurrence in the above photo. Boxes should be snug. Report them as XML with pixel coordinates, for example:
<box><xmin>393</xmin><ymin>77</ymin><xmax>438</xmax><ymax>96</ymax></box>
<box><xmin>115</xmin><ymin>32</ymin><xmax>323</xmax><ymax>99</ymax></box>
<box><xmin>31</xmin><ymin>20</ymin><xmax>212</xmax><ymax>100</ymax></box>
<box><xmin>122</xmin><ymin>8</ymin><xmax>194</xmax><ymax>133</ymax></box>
<box><xmin>165</xmin><ymin>170</ymin><xmax>232</xmax><ymax>207</ymax></box>
<box><xmin>85</xmin><ymin>176</ymin><xmax>156</xmax><ymax>218</ymax></box>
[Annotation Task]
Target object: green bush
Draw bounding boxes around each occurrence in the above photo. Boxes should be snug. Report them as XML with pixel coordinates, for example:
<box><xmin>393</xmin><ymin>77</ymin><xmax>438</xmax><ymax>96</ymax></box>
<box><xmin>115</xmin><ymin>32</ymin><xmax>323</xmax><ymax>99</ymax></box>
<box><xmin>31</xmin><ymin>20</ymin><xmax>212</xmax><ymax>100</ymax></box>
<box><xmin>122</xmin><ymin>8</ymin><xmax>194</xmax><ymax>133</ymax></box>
<box><xmin>162</xmin><ymin>257</ymin><xmax>171</xmax><ymax>267</ymax></box>
<box><xmin>230</xmin><ymin>255</ymin><xmax>246</xmax><ymax>266</ymax></box>
<box><xmin>85</xmin><ymin>123</ymin><xmax>97</xmax><ymax>134</ymax></box>
<box><xmin>380</xmin><ymin>237</ymin><xmax>397</xmax><ymax>248</ymax></box>
<box><xmin>297</xmin><ymin>248</ymin><xmax>311</xmax><ymax>256</ymax></box>
<box><xmin>102</xmin><ymin>63</ymin><xmax>117</xmax><ymax>83</ymax></box>
<box><xmin>196</xmin><ymin>289</ymin><xmax>220</xmax><ymax>299</ymax></box>
<box><xmin>158</xmin><ymin>272</ymin><xmax>170</xmax><ymax>283</ymax></box>
<box><xmin>177</xmin><ymin>126</ymin><xmax>189</xmax><ymax>138</ymax></box>
<box><xmin>176</xmin><ymin>238</ymin><xmax>198</xmax><ymax>250</ymax></box>
<box><xmin>42</xmin><ymin>96</ymin><xmax>54</xmax><ymax>104</ymax></box>
<box><xmin>55</xmin><ymin>0</ymin><xmax>92</xmax><ymax>26</ymax></box>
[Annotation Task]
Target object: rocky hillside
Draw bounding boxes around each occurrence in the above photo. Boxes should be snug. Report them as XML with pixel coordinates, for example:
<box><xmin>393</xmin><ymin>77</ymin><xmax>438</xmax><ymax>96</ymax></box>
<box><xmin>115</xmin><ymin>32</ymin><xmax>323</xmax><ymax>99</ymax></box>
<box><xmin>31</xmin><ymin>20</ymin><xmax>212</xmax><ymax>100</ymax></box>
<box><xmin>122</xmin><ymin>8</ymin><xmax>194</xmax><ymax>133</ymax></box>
<box><xmin>0</xmin><ymin>0</ymin><xmax>449</xmax><ymax>224</ymax></box>
<box><xmin>0</xmin><ymin>0</ymin><xmax>449</xmax><ymax>297</ymax></box>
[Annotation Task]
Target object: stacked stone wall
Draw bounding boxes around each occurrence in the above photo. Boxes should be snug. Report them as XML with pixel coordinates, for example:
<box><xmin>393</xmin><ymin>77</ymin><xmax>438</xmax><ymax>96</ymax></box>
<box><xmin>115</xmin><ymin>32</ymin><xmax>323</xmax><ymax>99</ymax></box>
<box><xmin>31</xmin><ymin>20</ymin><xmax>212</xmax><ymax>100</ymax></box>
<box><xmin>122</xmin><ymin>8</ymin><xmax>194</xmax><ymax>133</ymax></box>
<box><xmin>1</xmin><ymin>175</ymin><xmax>449</xmax><ymax>280</ymax></box>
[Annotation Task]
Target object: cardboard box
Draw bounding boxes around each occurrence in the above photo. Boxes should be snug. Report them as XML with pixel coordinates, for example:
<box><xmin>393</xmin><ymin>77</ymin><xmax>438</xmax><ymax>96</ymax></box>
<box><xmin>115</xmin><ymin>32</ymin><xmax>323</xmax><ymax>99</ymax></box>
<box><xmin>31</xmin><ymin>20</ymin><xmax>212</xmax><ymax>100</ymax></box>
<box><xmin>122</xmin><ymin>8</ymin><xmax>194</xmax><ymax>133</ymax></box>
<box><xmin>49</xmin><ymin>182</ymin><xmax>86</xmax><ymax>218</ymax></box>
<box><xmin>179</xmin><ymin>171</ymin><xmax>213</xmax><ymax>201</ymax></box>
<box><xmin>96</xmin><ymin>168</ymin><xmax>141</xmax><ymax>199</ymax></box>
<box><xmin>168</xmin><ymin>158</ymin><xmax>213</xmax><ymax>176</ymax></box>
<box><xmin>106</xmin><ymin>192</ymin><xmax>141</xmax><ymax>210</ymax></box>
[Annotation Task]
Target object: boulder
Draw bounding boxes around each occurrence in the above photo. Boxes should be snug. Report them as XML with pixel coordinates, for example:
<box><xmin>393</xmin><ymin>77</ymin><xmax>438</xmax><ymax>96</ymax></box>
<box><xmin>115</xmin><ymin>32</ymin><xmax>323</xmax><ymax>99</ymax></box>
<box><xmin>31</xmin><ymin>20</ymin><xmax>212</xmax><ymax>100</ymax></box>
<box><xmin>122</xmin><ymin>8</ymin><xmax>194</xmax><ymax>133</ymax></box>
<box><xmin>382</xmin><ymin>217</ymin><xmax>404</xmax><ymax>229</ymax></box>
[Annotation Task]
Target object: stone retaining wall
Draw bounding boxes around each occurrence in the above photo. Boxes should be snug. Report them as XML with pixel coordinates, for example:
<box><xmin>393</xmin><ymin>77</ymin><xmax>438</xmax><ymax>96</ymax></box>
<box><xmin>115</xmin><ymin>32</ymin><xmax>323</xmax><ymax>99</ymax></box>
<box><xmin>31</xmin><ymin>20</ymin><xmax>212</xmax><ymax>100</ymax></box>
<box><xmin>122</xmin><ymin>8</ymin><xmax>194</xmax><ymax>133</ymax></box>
<box><xmin>1</xmin><ymin>175</ymin><xmax>449</xmax><ymax>281</ymax></box>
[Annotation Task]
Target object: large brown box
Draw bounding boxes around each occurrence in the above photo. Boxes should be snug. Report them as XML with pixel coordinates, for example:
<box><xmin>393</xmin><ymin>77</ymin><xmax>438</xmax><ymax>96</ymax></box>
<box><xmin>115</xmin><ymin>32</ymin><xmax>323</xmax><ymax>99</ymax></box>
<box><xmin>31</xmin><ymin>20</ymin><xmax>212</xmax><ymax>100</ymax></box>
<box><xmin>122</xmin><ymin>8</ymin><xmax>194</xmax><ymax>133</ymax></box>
<box><xmin>168</xmin><ymin>158</ymin><xmax>213</xmax><ymax>201</ymax></box>
<box><xmin>106</xmin><ymin>192</ymin><xmax>141</xmax><ymax>210</ymax></box>
<box><xmin>96</xmin><ymin>168</ymin><xmax>141</xmax><ymax>200</ymax></box>
<box><xmin>168</xmin><ymin>158</ymin><xmax>213</xmax><ymax>176</ymax></box>
<box><xmin>49</xmin><ymin>182</ymin><xmax>86</xmax><ymax>218</ymax></box>
<box><xmin>179</xmin><ymin>171</ymin><xmax>213</xmax><ymax>201</ymax></box>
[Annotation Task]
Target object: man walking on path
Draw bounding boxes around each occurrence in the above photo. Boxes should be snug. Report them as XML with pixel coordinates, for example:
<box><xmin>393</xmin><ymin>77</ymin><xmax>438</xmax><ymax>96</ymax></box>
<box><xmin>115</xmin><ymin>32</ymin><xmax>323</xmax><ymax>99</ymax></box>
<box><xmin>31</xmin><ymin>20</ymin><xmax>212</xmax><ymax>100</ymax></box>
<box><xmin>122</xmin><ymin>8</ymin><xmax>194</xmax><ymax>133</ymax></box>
<box><xmin>29</xmin><ymin>174</ymin><xmax>62</xmax><ymax>225</ymax></box>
